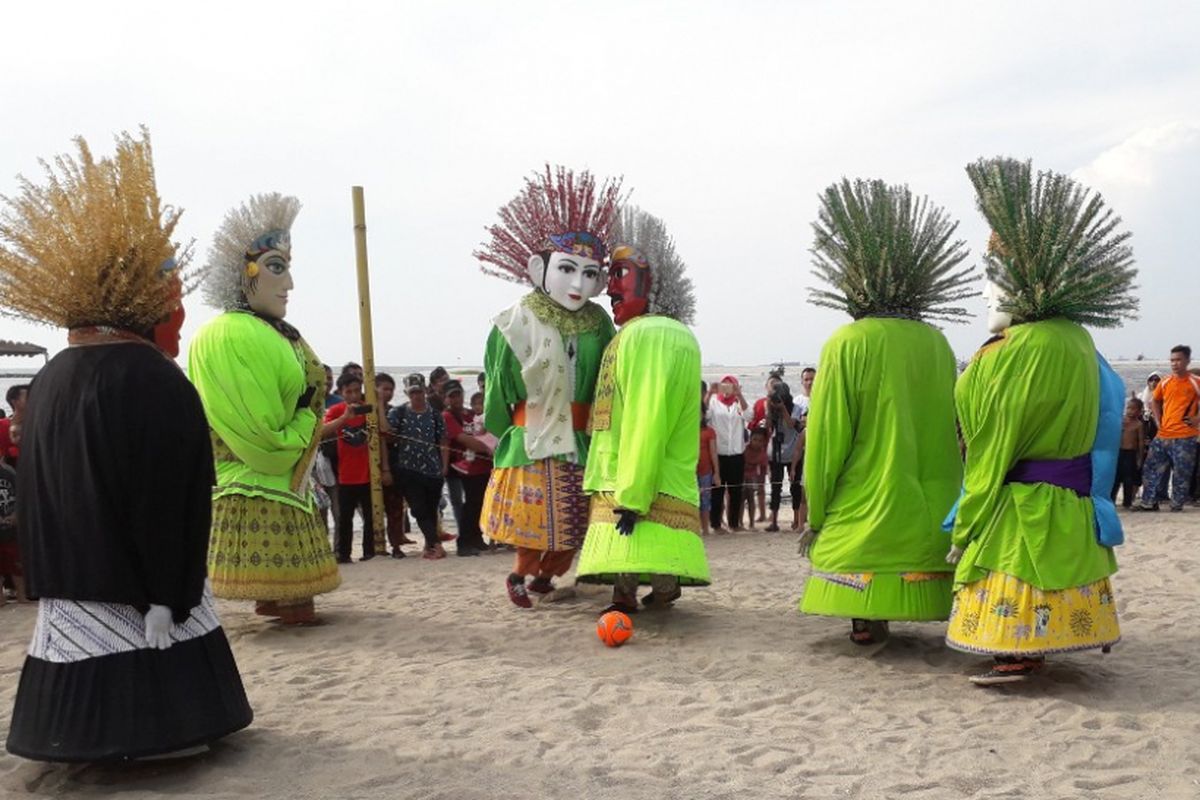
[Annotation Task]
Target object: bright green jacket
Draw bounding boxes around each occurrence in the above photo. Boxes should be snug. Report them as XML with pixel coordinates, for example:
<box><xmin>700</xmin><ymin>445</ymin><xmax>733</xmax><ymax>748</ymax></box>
<box><xmin>805</xmin><ymin>318</ymin><xmax>961</xmax><ymax>574</ymax></box>
<box><xmin>188</xmin><ymin>311</ymin><xmax>320</xmax><ymax>511</ymax></box>
<box><xmin>951</xmin><ymin>319</ymin><xmax>1117</xmax><ymax>590</ymax></box>
<box><xmin>483</xmin><ymin>293</ymin><xmax>615</xmax><ymax>469</ymax></box>
<box><xmin>583</xmin><ymin>315</ymin><xmax>701</xmax><ymax>513</ymax></box>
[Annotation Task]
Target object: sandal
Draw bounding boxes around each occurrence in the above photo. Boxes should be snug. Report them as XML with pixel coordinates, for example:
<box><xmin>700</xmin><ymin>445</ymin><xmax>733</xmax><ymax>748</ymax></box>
<box><xmin>603</xmin><ymin>601</ymin><xmax>638</xmax><ymax>615</ymax></box>
<box><xmin>849</xmin><ymin>619</ymin><xmax>889</xmax><ymax>646</ymax></box>
<box><xmin>969</xmin><ymin>657</ymin><xmax>1044</xmax><ymax>686</ymax></box>
<box><xmin>641</xmin><ymin>587</ymin><xmax>682</xmax><ymax>608</ymax></box>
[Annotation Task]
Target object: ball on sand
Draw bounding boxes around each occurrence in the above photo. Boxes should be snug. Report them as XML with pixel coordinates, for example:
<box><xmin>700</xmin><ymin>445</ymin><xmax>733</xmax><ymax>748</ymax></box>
<box><xmin>597</xmin><ymin>610</ymin><xmax>633</xmax><ymax>647</ymax></box>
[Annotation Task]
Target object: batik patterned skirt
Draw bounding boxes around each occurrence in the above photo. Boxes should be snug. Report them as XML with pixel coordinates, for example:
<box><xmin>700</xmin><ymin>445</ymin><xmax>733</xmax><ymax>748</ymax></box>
<box><xmin>482</xmin><ymin>458</ymin><xmax>589</xmax><ymax>552</ymax></box>
<box><xmin>945</xmin><ymin>570</ymin><xmax>1120</xmax><ymax>656</ymax></box>
<box><xmin>6</xmin><ymin>583</ymin><xmax>252</xmax><ymax>761</ymax></box>
<box><xmin>208</xmin><ymin>494</ymin><xmax>341</xmax><ymax>602</ymax></box>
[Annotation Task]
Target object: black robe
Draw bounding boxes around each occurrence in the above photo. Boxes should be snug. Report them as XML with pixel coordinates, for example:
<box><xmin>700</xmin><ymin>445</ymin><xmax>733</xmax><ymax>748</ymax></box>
<box><xmin>18</xmin><ymin>341</ymin><xmax>213</xmax><ymax>622</ymax></box>
<box><xmin>7</xmin><ymin>340</ymin><xmax>251</xmax><ymax>762</ymax></box>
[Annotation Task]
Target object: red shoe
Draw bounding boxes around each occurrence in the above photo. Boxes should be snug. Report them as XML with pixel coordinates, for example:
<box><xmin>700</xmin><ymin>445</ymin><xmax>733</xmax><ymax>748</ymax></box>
<box><xmin>507</xmin><ymin>575</ymin><xmax>532</xmax><ymax>608</ymax></box>
<box><xmin>438</xmin><ymin>531</ymin><xmax>457</xmax><ymax>542</ymax></box>
<box><xmin>422</xmin><ymin>547</ymin><xmax>446</xmax><ymax>560</ymax></box>
<box><xmin>527</xmin><ymin>576</ymin><xmax>555</xmax><ymax>595</ymax></box>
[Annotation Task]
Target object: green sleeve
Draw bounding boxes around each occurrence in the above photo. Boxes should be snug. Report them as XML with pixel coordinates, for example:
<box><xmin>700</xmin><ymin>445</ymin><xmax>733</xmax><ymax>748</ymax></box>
<box><xmin>189</xmin><ymin>315</ymin><xmax>316</xmax><ymax>477</ymax></box>
<box><xmin>483</xmin><ymin>325</ymin><xmax>520</xmax><ymax>438</ymax></box>
<box><xmin>950</xmin><ymin>347</ymin><xmax>1026</xmax><ymax>550</ymax></box>
<box><xmin>803</xmin><ymin>335</ymin><xmax>856</xmax><ymax>532</ymax></box>
<box><xmin>612</xmin><ymin>324</ymin><xmax>690</xmax><ymax>514</ymax></box>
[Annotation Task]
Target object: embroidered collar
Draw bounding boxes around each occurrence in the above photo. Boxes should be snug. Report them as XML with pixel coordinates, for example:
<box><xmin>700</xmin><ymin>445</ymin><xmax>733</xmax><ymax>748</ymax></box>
<box><xmin>521</xmin><ymin>290</ymin><xmax>609</xmax><ymax>336</ymax></box>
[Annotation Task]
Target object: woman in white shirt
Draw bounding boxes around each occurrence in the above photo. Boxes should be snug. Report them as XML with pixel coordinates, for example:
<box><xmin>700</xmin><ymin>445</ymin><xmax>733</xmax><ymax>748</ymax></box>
<box><xmin>707</xmin><ymin>376</ymin><xmax>750</xmax><ymax>531</ymax></box>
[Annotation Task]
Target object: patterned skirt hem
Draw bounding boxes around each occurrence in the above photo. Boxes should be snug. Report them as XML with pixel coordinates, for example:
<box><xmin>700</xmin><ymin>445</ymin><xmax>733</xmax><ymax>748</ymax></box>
<box><xmin>210</xmin><ymin>571</ymin><xmax>341</xmax><ymax>602</ymax></box>
<box><xmin>945</xmin><ymin>635</ymin><xmax>1121</xmax><ymax>657</ymax></box>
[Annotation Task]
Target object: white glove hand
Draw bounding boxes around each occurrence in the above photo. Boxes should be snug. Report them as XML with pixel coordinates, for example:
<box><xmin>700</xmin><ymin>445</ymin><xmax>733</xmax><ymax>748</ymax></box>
<box><xmin>143</xmin><ymin>604</ymin><xmax>174</xmax><ymax>650</ymax></box>
<box><xmin>945</xmin><ymin>545</ymin><xmax>964</xmax><ymax>565</ymax></box>
<box><xmin>797</xmin><ymin>526</ymin><xmax>818</xmax><ymax>559</ymax></box>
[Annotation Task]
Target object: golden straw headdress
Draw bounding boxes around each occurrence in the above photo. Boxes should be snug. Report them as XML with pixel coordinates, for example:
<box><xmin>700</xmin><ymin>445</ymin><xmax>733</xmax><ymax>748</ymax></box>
<box><xmin>0</xmin><ymin>127</ymin><xmax>194</xmax><ymax>330</ymax></box>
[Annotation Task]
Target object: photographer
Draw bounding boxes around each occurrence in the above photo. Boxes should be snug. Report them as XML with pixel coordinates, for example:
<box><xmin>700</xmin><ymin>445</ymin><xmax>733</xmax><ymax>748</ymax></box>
<box><xmin>766</xmin><ymin>382</ymin><xmax>804</xmax><ymax>532</ymax></box>
<box><xmin>323</xmin><ymin>373</ymin><xmax>378</xmax><ymax>563</ymax></box>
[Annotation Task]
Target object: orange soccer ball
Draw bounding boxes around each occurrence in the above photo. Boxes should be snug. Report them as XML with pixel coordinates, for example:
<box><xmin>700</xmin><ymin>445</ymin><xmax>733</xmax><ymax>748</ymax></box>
<box><xmin>597</xmin><ymin>611</ymin><xmax>633</xmax><ymax>647</ymax></box>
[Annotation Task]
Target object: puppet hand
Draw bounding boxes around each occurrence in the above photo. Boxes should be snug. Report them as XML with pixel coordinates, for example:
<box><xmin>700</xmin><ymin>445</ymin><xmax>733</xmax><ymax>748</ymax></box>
<box><xmin>296</xmin><ymin>385</ymin><xmax>317</xmax><ymax>410</ymax></box>
<box><xmin>797</xmin><ymin>526</ymin><xmax>818</xmax><ymax>559</ymax></box>
<box><xmin>945</xmin><ymin>545</ymin><xmax>964</xmax><ymax>565</ymax></box>
<box><xmin>614</xmin><ymin>509</ymin><xmax>638</xmax><ymax>536</ymax></box>
<box><xmin>143</xmin><ymin>605</ymin><xmax>173</xmax><ymax>650</ymax></box>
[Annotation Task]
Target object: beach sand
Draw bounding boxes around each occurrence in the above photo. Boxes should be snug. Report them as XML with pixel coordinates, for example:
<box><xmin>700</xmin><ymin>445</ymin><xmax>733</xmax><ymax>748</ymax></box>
<box><xmin>1</xmin><ymin>511</ymin><xmax>1198</xmax><ymax>799</ymax></box>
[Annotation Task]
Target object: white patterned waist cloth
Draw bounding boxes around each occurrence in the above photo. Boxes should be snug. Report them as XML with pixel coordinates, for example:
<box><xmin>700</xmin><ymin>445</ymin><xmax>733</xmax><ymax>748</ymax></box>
<box><xmin>29</xmin><ymin>582</ymin><xmax>222</xmax><ymax>663</ymax></box>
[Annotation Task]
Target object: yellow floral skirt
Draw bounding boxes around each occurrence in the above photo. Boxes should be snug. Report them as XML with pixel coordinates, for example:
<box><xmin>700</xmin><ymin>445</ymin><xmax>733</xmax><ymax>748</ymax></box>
<box><xmin>945</xmin><ymin>570</ymin><xmax>1120</xmax><ymax>656</ymax></box>
<box><xmin>208</xmin><ymin>494</ymin><xmax>342</xmax><ymax>602</ymax></box>
<box><xmin>482</xmin><ymin>459</ymin><xmax>589</xmax><ymax>552</ymax></box>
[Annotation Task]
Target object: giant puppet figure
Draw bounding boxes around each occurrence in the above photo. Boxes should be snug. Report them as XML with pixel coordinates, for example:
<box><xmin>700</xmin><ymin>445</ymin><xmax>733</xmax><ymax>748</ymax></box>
<box><xmin>476</xmin><ymin>166</ymin><xmax>621</xmax><ymax>608</ymax></box>
<box><xmin>575</xmin><ymin>207</ymin><xmax>709</xmax><ymax>613</ymax></box>
<box><xmin>798</xmin><ymin>179</ymin><xmax>974</xmax><ymax>647</ymax></box>
<box><xmin>943</xmin><ymin>158</ymin><xmax>1135</xmax><ymax>685</ymax></box>
<box><xmin>0</xmin><ymin>131</ymin><xmax>252</xmax><ymax>761</ymax></box>
<box><xmin>189</xmin><ymin>194</ymin><xmax>341</xmax><ymax>625</ymax></box>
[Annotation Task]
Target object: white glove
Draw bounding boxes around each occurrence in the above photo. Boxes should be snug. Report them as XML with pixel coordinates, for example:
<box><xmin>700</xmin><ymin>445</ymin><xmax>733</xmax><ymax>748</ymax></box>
<box><xmin>797</xmin><ymin>526</ymin><xmax>818</xmax><ymax>559</ymax></box>
<box><xmin>143</xmin><ymin>604</ymin><xmax>174</xmax><ymax>650</ymax></box>
<box><xmin>945</xmin><ymin>545</ymin><xmax>964</xmax><ymax>565</ymax></box>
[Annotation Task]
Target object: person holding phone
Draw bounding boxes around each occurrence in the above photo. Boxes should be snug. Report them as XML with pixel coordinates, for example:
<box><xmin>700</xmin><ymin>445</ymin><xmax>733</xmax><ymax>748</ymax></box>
<box><xmin>324</xmin><ymin>373</ymin><xmax>378</xmax><ymax>562</ymax></box>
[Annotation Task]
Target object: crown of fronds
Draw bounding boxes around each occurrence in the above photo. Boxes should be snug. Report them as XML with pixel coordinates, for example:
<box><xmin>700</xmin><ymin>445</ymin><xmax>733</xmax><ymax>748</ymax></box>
<box><xmin>0</xmin><ymin>127</ymin><xmax>194</xmax><ymax>330</ymax></box>
<box><xmin>202</xmin><ymin>193</ymin><xmax>301</xmax><ymax>310</ymax></box>
<box><xmin>809</xmin><ymin>179</ymin><xmax>976</xmax><ymax>323</ymax></box>
<box><xmin>612</xmin><ymin>205</ymin><xmax>696</xmax><ymax>325</ymax></box>
<box><xmin>966</xmin><ymin>157</ymin><xmax>1138</xmax><ymax>328</ymax></box>
<box><xmin>475</xmin><ymin>164</ymin><xmax>624</xmax><ymax>284</ymax></box>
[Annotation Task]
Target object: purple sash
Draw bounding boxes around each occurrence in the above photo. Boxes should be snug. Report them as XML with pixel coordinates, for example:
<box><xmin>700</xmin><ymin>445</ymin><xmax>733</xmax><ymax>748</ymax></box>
<box><xmin>1005</xmin><ymin>454</ymin><xmax>1092</xmax><ymax>497</ymax></box>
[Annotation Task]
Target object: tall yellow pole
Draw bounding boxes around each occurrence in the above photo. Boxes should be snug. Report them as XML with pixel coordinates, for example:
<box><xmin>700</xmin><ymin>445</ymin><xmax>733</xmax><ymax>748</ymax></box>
<box><xmin>351</xmin><ymin>186</ymin><xmax>387</xmax><ymax>554</ymax></box>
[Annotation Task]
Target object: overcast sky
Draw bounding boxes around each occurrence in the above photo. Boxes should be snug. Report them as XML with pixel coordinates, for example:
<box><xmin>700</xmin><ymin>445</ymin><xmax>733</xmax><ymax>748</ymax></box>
<box><xmin>1</xmin><ymin>1</ymin><xmax>1197</xmax><ymax>372</ymax></box>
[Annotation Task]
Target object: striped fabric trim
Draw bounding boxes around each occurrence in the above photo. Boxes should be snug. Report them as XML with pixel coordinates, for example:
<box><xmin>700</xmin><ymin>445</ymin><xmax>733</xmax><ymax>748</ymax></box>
<box><xmin>28</xmin><ymin>583</ymin><xmax>223</xmax><ymax>664</ymax></box>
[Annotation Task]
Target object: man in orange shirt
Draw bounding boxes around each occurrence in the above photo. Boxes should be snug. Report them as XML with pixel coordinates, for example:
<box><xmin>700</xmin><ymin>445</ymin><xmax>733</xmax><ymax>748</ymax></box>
<box><xmin>1137</xmin><ymin>344</ymin><xmax>1200</xmax><ymax>512</ymax></box>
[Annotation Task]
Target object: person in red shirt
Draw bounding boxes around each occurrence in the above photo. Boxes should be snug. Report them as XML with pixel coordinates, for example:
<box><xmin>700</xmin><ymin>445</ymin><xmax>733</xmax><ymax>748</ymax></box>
<box><xmin>442</xmin><ymin>380</ymin><xmax>494</xmax><ymax>556</ymax></box>
<box><xmin>698</xmin><ymin>385</ymin><xmax>722</xmax><ymax>536</ymax></box>
<box><xmin>324</xmin><ymin>373</ymin><xmax>377</xmax><ymax>562</ymax></box>
<box><xmin>0</xmin><ymin>385</ymin><xmax>29</xmax><ymax>468</ymax></box>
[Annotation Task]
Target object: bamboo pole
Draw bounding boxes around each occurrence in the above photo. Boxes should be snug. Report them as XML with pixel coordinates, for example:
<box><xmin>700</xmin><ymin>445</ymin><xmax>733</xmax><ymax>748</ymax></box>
<box><xmin>351</xmin><ymin>186</ymin><xmax>387</xmax><ymax>554</ymax></box>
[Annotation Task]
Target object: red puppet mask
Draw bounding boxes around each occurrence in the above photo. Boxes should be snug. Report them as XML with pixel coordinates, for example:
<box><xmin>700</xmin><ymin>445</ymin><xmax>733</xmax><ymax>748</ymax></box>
<box><xmin>607</xmin><ymin>245</ymin><xmax>651</xmax><ymax>326</ymax></box>
<box><xmin>152</xmin><ymin>276</ymin><xmax>186</xmax><ymax>357</ymax></box>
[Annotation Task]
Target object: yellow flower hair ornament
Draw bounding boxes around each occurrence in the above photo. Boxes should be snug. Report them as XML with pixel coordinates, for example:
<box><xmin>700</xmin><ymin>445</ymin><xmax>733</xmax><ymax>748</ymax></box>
<box><xmin>245</xmin><ymin>261</ymin><xmax>259</xmax><ymax>278</ymax></box>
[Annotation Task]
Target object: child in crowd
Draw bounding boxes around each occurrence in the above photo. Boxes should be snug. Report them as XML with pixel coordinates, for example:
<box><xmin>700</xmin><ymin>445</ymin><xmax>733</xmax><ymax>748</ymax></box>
<box><xmin>743</xmin><ymin>426</ymin><xmax>768</xmax><ymax>529</ymax></box>
<box><xmin>698</xmin><ymin>394</ymin><xmax>721</xmax><ymax>536</ymax></box>
<box><xmin>0</xmin><ymin>454</ymin><xmax>24</xmax><ymax>604</ymax></box>
<box><xmin>1113</xmin><ymin>396</ymin><xmax>1146</xmax><ymax>508</ymax></box>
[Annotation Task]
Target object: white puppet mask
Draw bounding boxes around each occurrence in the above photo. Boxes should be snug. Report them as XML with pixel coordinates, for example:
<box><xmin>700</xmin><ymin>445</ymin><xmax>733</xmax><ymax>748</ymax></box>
<box><xmin>985</xmin><ymin>280</ymin><xmax>1012</xmax><ymax>334</ymax></box>
<box><xmin>527</xmin><ymin>251</ymin><xmax>604</xmax><ymax>312</ymax></box>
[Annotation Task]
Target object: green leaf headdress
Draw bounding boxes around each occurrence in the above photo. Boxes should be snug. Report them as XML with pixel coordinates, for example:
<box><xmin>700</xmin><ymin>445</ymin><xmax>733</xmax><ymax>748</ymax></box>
<box><xmin>809</xmin><ymin>179</ymin><xmax>976</xmax><ymax>323</ymax></box>
<box><xmin>966</xmin><ymin>157</ymin><xmax>1138</xmax><ymax>327</ymax></box>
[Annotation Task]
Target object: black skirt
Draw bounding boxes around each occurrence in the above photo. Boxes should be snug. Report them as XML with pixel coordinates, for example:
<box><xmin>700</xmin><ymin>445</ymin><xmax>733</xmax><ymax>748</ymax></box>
<box><xmin>7</xmin><ymin>610</ymin><xmax>252</xmax><ymax>762</ymax></box>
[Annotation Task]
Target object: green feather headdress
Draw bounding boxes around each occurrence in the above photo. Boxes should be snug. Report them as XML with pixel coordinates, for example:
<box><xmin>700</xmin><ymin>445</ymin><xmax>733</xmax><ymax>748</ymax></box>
<box><xmin>809</xmin><ymin>179</ymin><xmax>976</xmax><ymax>323</ymax></box>
<box><xmin>966</xmin><ymin>157</ymin><xmax>1138</xmax><ymax>328</ymax></box>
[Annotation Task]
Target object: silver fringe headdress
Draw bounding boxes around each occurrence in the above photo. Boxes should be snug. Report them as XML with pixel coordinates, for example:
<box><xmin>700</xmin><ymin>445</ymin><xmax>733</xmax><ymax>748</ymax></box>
<box><xmin>610</xmin><ymin>205</ymin><xmax>696</xmax><ymax>325</ymax></box>
<box><xmin>202</xmin><ymin>193</ymin><xmax>301</xmax><ymax>310</ymax></box>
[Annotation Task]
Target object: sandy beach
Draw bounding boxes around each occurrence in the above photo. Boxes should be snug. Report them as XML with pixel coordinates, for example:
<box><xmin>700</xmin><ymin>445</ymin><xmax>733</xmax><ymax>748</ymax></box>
<box><xmin>0</xmin><ymin>510</ymin><xmax>1196</xmax><ymax>799</ymax></box>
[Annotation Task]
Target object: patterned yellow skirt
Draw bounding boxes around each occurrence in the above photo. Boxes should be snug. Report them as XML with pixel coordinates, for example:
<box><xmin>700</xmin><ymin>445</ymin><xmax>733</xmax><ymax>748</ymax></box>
<box><xmin>482</xmin><ymin>458</ymin><xmax>589</xmax><ymax>552</ymax></box>
<box><xmin>946</xmin><ymin>570</ymin><xmax>1120</xmax><ymax>656</ymax></box>
<box><xmin>208</xmin><ymin>494</ymin><xmax>342</xmax><ymax>602</ymax></box>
